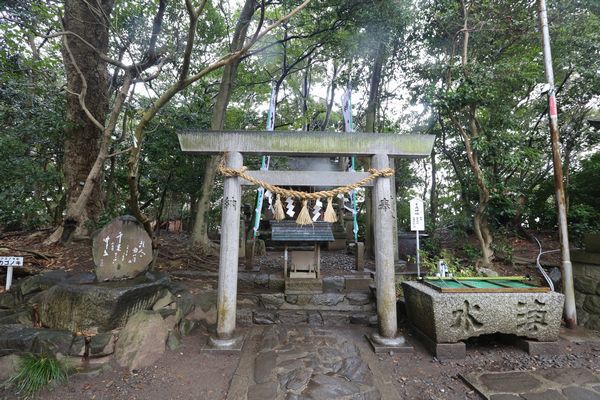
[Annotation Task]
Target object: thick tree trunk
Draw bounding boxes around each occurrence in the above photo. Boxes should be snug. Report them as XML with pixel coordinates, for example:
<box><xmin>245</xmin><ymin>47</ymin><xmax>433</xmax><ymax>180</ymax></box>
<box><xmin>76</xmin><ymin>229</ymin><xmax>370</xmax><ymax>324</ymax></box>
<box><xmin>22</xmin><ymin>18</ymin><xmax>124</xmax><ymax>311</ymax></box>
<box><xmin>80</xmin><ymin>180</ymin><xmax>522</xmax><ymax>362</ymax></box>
<box><xmin>365</xmin><ymin>44</ymin><xmax>385</xmax><ymax>134</ymax></box>
<box><xmin>364</xmin><ymin>42</ymin><xmax>386</xmax><ymax>258</ymax></box>
<box><xmin>59</xmin><ymin>0</ymin><xmax>115</xmax><ymax>239</ymax></box>
<box><xmin>191</xmin><ymin>0</ymin><xmax>256</xmax><ymax>247</ymax></box>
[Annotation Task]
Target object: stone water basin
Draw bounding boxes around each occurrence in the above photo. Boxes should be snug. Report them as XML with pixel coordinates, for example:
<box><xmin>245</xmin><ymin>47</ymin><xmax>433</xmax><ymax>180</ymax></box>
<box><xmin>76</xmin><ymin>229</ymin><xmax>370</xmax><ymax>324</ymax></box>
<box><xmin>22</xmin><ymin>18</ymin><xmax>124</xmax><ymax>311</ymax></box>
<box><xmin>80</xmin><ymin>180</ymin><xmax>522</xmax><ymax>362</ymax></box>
<box><xmin>402</xmin><ymin>281</ymin><xmax>564</xmax><ymax>343</ymax></box>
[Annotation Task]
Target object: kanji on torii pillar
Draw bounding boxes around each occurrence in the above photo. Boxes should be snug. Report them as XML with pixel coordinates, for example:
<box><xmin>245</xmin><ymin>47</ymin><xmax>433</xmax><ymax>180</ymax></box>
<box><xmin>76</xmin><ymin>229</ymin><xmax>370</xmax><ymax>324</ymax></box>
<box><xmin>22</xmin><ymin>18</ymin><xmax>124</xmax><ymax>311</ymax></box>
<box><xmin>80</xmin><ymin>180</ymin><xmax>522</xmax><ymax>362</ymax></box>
<box><xmin>178</xmin><ymin>130</ymin><xmax>435</xmax><ymax>350</ymax></box>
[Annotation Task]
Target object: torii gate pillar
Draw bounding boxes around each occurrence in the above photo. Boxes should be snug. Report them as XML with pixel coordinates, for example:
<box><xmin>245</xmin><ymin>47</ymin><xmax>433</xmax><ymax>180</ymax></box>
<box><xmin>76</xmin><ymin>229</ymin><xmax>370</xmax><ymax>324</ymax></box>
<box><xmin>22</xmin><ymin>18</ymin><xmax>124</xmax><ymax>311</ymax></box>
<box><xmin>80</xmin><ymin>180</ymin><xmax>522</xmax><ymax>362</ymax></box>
<box><xmin>208</xmin><ymin>151</ymin><xmax>244</xmax><ymax>349</ymax></box>
<box><xmin>368</xmin><ymin>154</ymin><xmax>406</xmax><ymax>349</ymax></box>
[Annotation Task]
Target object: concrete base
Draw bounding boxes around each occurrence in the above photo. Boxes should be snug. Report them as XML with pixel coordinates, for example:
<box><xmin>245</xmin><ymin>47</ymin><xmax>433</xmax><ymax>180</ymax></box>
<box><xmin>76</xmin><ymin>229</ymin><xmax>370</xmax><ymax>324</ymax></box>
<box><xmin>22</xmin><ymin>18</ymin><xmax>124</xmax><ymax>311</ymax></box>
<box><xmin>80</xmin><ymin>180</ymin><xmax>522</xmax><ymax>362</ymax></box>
<box><xmin>365</xmin><ymin>333</ymin><xmax>413</xmax><ymax>354</ymax></box>
<box><xmin>202</xmin><ymin>334</ymin><xmax>245</xmax><ymax>353</ymax></box>
<box><xmin>409</xmin><ymin>324</ymin><xmax>466</xmax><ymax>360</ymax></box>
<box><xmin>514</xmin><ymin>338</ymin><xmax>560</xmax><ymax>356</ymax></box>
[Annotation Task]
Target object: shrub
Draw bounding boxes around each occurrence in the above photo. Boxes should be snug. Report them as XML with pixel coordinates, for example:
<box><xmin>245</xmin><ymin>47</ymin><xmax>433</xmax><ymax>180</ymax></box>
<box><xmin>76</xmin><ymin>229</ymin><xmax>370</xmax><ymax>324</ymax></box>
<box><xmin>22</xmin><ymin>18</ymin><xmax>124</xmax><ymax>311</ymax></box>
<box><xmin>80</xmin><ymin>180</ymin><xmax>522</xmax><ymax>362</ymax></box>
<box><xmin>3</xmin><ymin>353</ymin><xmax>71</xmax><ymax>398</ymax></box>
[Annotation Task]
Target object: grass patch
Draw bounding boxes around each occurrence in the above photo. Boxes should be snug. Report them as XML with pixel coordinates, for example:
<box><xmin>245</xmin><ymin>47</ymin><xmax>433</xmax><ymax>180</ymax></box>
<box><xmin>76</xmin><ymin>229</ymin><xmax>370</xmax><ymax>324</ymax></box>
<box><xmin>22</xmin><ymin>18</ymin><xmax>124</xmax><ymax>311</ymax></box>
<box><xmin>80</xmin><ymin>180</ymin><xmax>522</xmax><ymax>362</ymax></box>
<box><xmin>3</xmin><ymin>353</ymin><xmax>72</xmax><ymax>398</ymax></box>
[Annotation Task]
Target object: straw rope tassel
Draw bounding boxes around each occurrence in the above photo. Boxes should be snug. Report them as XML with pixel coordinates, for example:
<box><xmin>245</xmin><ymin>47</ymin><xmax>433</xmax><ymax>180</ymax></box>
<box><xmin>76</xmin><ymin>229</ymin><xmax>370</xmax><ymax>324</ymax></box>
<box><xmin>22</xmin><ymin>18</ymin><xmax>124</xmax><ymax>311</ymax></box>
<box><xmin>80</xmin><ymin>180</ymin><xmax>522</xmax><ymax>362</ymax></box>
<box><xmin>324</xmin><ymin>197</ymin><xmax>337</xmax><ymax>223</ymax></box>
<box><xmin>296</xmin><ymin>200</ymin><xmax>312</xmax><ymax>225</ymax></box>
<box><xmin>273</xmin><ymin>194</ymin><xmax>285</xmax><ymax>221</ymax></box>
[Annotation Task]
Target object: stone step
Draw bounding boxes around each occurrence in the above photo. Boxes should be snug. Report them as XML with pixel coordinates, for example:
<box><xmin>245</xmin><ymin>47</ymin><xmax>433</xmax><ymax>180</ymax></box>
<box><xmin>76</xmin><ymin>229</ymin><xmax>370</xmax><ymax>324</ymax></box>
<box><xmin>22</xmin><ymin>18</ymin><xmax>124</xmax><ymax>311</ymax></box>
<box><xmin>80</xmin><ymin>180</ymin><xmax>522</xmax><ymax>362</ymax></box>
<box><xmin>169</xmin><ymin>270</ymin><xmax>374</xmax><ymax>294</ymax></box>
<box><xmin>237</xmin><ymin>292</ymin><xmax>375</xmax><ymax>313</ymax></box>
<box><xmin>238</xmin><ymin>309</ymin><xmax>377</xmax><ymax>327</ymax></box>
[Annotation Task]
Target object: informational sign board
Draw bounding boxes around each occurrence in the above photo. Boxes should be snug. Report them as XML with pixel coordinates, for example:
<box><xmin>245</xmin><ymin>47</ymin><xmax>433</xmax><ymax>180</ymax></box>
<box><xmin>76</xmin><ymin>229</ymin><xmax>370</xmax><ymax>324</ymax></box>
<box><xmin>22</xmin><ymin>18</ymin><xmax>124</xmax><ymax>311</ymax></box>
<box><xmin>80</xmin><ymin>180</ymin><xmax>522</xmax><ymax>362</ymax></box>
<box><xmin>410</xmin><ymin>198</ymin><xmax>425</xmax><ymax>231</ymax></box>
<box><xmin>1</xmin><ymin>256</ymin><xmax>24</xmax><ymax>291</ymax></box>
<box><xmin>0</xmin><ymin>256</ymin><xmax>23</xmax><ymax>267</ymax></box>
<box><xmin>409</xmin><ymin>198</ymin><xmax>425</xmax><ymax>277</ymax></box>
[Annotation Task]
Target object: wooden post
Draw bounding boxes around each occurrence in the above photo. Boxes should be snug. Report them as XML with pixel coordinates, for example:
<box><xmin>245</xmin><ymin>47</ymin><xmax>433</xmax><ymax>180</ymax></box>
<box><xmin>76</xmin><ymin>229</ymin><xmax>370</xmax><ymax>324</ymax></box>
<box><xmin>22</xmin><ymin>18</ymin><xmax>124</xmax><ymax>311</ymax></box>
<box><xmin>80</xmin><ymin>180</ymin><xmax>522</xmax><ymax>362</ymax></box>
<box><xmin>371</xmin><ymin>154</ymin><xmax>401</xmax><ymax>343</ymax></box>
<box><xmin>284</xmin><ymin>245</ymin><xmax>288</xmax><ymax>278</ymax></box>
<box><xmin>316</xmin><ymin>242</ymin><xmax>321</xmax><ymax>279</ymax></box>
<box><xmin>215</xmin><ymin>151</ymin><xmax>243</xmax><ymax>341</ymax></box>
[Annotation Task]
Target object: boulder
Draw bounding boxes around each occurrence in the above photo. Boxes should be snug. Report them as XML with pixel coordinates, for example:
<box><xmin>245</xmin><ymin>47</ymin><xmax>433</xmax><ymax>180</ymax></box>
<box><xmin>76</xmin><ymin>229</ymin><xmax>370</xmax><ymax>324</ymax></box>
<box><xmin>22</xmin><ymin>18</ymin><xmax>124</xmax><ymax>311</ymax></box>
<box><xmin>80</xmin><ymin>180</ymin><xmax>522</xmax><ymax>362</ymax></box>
<box><xmin>0</xmin><ymin>354</ymin><xmax>20</xmax><ymax>381</ymax></box>
<box><xmin>0</xmin><ymin>324</ymin><xmax>79</xmax><ymax>356</ymax></box>
<box><xmin>115</xmin><ymin>311</ymin><xmax>167</xmax><ymax>371</ymax></box>
<box><xmin>92</xmin><ymin>215</ymin><xmax>153</xmax><ymax>281</ymax></box>
<box><xmin>152</xmin><ymin>291</ymin><xmax>175</xmax><ymax>310</ymax></box>
<box><xmin>0</xmin><ymin>307</ymin><xmax>32</xmax><ymax>325</ymax></box>
<box><xmin>89</xmin><ymin>332</ymin><xmax>116</xmax><ymax>357</ymax></box>
<box><xmin>477</xmin><ymin>267</ymin><xmax>499</xmax><ymax>277</ymax></box>
<box><xmin>17</xmin><ymin>271</ymin><xmax>96</xmax><ymax>298</ymax></box>
<box><xmin>37</xmin><ymin>272</ymin><xmax>169</xmax><ymax>333</ymax></box>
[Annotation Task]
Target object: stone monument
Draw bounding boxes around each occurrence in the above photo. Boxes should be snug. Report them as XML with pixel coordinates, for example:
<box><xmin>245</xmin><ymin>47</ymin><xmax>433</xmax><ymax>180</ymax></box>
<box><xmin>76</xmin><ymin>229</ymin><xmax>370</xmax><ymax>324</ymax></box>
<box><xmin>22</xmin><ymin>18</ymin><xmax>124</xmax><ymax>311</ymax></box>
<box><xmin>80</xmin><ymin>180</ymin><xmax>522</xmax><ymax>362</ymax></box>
<box><xmin>92</xmin><ymin>216</ymin><xmax>153</xmax><ymax>281</ymax></box>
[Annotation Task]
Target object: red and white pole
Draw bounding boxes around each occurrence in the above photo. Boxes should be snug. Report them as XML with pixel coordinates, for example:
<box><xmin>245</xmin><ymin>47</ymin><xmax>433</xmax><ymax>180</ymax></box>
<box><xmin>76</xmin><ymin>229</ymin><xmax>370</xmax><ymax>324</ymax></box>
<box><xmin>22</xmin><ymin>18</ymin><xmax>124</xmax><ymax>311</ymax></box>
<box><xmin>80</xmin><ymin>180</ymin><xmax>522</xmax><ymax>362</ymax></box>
<box><xmin>536</xmin><ymin>0</ymin><xmax>576</xmax><ymax>328</ymax></box>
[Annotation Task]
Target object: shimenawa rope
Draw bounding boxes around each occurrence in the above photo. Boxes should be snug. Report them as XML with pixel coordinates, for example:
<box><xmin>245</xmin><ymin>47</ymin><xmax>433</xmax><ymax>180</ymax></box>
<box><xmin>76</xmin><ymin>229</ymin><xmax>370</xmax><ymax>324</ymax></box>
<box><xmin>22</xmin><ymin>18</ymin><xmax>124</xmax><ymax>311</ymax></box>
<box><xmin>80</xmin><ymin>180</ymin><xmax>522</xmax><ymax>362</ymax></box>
<box><xmin>218</xmin><ymin>154</ymin><xmax>394</xmax><ymax>225</ymax></box>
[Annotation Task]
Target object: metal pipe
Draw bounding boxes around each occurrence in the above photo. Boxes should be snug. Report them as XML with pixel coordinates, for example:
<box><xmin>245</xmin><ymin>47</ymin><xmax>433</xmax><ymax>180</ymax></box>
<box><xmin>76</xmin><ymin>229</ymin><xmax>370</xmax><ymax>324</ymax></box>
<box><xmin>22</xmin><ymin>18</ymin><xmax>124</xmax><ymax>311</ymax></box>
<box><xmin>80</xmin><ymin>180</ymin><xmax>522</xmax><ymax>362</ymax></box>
<box><xmin>536</xmin><ymin>0</ymin><xmax>577</xmax><ymax>328</ymax></box>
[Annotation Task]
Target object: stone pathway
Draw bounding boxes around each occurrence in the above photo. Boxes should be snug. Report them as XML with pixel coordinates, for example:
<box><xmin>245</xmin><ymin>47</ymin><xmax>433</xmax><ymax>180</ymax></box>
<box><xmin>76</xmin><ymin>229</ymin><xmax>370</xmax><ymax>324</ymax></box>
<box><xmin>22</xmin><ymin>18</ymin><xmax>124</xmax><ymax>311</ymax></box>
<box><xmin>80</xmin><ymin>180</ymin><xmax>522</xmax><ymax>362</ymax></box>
<box><xmin>461</xmin><ymin>367</ymin><xmax>600</xmax><ymax>399</ymax></box>
<box><xmin>229</xmin><ymin>325</ymin><xmax>388</xmax><ymax>400</ymax></box>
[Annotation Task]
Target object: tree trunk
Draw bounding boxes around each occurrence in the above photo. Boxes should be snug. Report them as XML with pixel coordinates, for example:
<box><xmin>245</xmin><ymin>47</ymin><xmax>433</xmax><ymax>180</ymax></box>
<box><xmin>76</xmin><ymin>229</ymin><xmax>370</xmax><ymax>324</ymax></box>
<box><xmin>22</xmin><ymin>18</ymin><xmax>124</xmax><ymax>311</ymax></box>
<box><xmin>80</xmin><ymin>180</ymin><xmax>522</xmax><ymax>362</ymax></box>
<box><xmin>430</xmin><ymin>141</ymin><xmax>438</xmax><ymax>230</ymax></box>
<box><xmin>301</xmin><ymin>59</ymin><xmax>311</xmax><ymax>131</ymax></box>
<box><xmin>451</xmin><ymin>110</ymin><xmax>494</xmax><ymax>266</ymax></box>
<box><xmin>58</xmin><ymin>0</ymin><xmax>115</xmax><ymax>239</ymax></box>
<box><xmin>364</xmin><ymin>42</ymin><xmax>386</xmax><ymax>258</ymax></box>
<box><xmin>365</xmin><ymin>43</ymin><xmax>385</xmax><ymax>134</ymax></box>
<box><xmin>445</xmin><ymin>1</ymin><xmax>493</xmax><ymax>266</ymax></box>
<box><xmin>191</xmin><ymin>0</ymin><xmax>256</xmax><ymax>247</ymax></box>
<box><xmin>320</xmin><ymin>62</ymin><xmax>338</xmax><ymax>131</ymax></box>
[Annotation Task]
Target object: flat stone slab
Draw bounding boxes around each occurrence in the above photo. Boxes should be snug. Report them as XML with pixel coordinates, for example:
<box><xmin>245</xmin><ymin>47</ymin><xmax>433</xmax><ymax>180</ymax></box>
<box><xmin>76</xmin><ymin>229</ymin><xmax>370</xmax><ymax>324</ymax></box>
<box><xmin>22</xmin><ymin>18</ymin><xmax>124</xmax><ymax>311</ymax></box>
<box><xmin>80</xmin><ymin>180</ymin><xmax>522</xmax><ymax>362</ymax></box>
<box><xmin>403</xmin><ymin>281</ymin><xmax>564</xmax><ymax>343</ymax></box>
<box><xmin>462</xmin><ymin>368</ymin><xmax>600</xmax><ymax>400</ymax></box>
<box><xmin>365</xmin><ymin>334</ymin><xmax>414</xmax><ymax>354</ymax></box>
<box><xmin>408</xmin><ymin>324</ymin><xmax>465</xmax><ymax>359</ymax></box>
<box><xmin>37</xmin><ymin>272</ymin><xmax>169</xmax><ymax>333</ymax></box>
<box><xmin>0</xmin><ymin>324</ymin><xmax>83</xmax><ymax>357</ymax></box>
<box><xmin>201</xmin><ymin>334</ymin><xmax>245</xmax><ymax>353</ymax></box>
<box><xmin>230</xmin><ymin>325</ymin><xmax>388</xmax><ymax>399</ymax></box>
<box><xmin>559</xmin><ymin>326</ymin><xmax>600</xmax><ymax>343</ymax></box>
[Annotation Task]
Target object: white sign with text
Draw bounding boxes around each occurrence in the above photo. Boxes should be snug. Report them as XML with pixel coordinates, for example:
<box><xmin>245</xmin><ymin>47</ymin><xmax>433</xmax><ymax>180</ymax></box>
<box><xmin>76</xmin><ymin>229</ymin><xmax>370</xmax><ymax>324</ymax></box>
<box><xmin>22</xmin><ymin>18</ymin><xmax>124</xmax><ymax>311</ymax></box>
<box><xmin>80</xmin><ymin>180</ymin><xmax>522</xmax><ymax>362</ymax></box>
<box><xmin>0</xmin><ymin>256</ymin><xmax>23</xmax><ymax>267</ymax></box>
<box><xmin>1</xmin><ymin>256</ymin><xmax>24</xmax><ymax>291</ymax></box>
<box><xmin>410</xmin><ymin>198</ymin><xmax>425</xmax><ymax>231</ymax></box>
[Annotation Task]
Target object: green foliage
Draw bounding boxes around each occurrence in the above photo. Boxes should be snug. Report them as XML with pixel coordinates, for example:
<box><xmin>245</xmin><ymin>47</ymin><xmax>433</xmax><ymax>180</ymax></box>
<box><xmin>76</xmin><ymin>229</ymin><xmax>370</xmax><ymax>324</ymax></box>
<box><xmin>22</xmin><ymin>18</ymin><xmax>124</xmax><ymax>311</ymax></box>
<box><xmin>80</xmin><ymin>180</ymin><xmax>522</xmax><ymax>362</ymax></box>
<box><xmin>462</xmin><ymin>243</ymin><xmax>481</xmax><ymax>265</ymax></box>
<box><xmin>3</xmin><ymin>354</ymin><xmax>72</xmax><ymax>398</ymax></box>
<box><xmin>492</xmin><ymin>238</ymin><xmax>513</xmax><ymax>264</ymax></box>
<box><xmin>0</xmin><ymin>3</ymin><xmax>65</xmax><ymax>230</ymax></box>
<box><xmin>413</xmin><ymin>248</ymin><xmax>476</xmax><ymax>277</ymax></box>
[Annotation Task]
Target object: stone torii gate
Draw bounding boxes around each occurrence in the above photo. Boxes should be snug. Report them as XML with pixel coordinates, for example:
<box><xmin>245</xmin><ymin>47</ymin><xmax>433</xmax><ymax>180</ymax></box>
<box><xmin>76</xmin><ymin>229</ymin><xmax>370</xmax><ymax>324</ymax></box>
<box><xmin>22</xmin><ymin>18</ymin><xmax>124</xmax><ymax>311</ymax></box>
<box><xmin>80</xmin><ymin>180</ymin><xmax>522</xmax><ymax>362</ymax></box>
<box><xmin>178</xmin><ymin>130</ymin><xmax>435</xmax><ymax>350</ymax></box>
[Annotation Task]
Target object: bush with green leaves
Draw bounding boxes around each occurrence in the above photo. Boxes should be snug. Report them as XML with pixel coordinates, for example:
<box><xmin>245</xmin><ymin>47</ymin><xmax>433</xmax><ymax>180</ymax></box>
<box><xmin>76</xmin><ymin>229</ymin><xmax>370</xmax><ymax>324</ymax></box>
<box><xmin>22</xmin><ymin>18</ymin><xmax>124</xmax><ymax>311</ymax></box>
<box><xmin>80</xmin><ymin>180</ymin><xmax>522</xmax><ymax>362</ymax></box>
<box><xmin>3</xmin><ymin>353</ymin><xmax>71</xmax><ymax>398</ymax></box>
<box><xmin>410</xmin><ymin>248</ymin><xmax>476</xmax><ymax>277</ymax></box>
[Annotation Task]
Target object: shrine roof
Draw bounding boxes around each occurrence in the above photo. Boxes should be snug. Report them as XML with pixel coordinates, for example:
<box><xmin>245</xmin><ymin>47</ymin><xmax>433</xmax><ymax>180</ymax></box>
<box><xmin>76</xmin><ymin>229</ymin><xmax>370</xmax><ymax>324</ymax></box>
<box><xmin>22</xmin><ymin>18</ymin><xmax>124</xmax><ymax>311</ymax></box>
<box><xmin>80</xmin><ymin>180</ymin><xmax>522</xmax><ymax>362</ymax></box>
<box><xmin>271</xmin><ymin>221</ymin><xmax>334</xmax><ymax>242</ymax></box>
